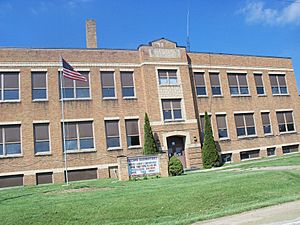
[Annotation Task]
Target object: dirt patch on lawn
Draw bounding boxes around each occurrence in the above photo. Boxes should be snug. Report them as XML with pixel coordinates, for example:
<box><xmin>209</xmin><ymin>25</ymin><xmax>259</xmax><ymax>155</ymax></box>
<box><xmin>44</xmin><ymin>187</ymin><xmax>114</xmax><ymax>195</ymax></box>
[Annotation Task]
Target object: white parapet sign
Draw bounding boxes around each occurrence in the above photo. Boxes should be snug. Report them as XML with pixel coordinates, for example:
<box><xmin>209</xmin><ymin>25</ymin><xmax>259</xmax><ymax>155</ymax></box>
<box><xmin>127</xmin><ymin>156</ymin><xmax>160</xmax><ymax>177</ymax></box>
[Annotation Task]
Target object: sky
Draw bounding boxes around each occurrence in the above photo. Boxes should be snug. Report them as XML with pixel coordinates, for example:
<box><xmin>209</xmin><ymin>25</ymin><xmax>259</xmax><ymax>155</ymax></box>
<box><xmin>0</xmin><ymin>0</ymin><xmax>300</xmax><ymax>91</ymax></box>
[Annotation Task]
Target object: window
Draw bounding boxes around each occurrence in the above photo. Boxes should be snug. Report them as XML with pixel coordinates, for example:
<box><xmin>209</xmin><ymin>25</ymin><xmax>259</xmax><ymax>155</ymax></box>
<box><xmin>101</xmin><ymin>71</ymin><xmax>115</xmax><ymax>98</ymax></box>
<box><xmin>121</xmin><ymin>71</ymin><xmax>135</xmax><ymax>98</ymax></box>
<box><xmin>63</xmin><ymin>121</ymin><xmax>94</xmax><ymax>152</ymax></box>
<box><xmin>33</xmin><ymin>123</ymin><xmax>50</xmax><ymax>154</ymax></box>
<box><xmin>209</xmin><ymin>73</ymin><xmax>222</xmax><ymax>96</ymax></box>
<box><xmin>282</xmin><ymin>145</ymin><xmax>299</xmax><ymax>154</ymax></box>
<box><xmin>158</xmin><ymin>69</ymin><xmax>177</xmax><ymax>85</ymax></box>
<box><xmin>194</xmin><ymin>72</ymin><xmax>206</xmax><ymax>96</ymax></box>
<box><xmin>105</xmin><ymin>120</ymin><xmax>120</xmax><ymax>149</ymax></box>
<box><xmin>32</xmin><ymin>72</ymin><xmax>47</xmax><ymax>100</ymax></box>
<box><xmin>60</xmin><ymin>72</ymin><xmax>90</xmax><ymax>99</ymax></box>
<box><xmin>269</xmin><ymin>75</ymin><xmax>288</xmax><ymax>95</ymax></box>
<box><xmin>200</xmin><ymin>114</ymin><xmax>211</xmax><ymax>143</ymax></box>
<box><xmin>227</xmin><ymin>73</ymin><xmax>249</xmax><ymax>95</ymax></box>
<box><xmin>254</xmin><ymin>74</ymin><xmax>265</xmax><ymax>95</ymax></box>
<box><xmin>234</xmin><ymin>113</ymin><xmax>256</xmax><ymax>137</ymax></box>
<box><xmin>0</xmin><ymin>72</ymin><xmax>19</xmax><ymax>101</ymax></box>
<box><xmin>36</xmin><ymin>172</ymin><xmax>53</xmax><ymax>185</ymax></box>
<box><xmin>276</xmin><ymin>111</ymin><xmax>295</xmax><ymax>133</ymax></box>
<box><xmin>221</xmin><ymin>153</ymin><xmax>232</xmax><ymax>163</ymax></box>
<box><xmin>0</xmin><ymin>125</ymin><xmax>21</xmax><ymax>156</ymax></box>
<box><xmin>125</xmin><ymin>119</ymin><xmax>140</xmax><ymax>147</ymax></box>
<box><xmin>261</xmin><ymin>112</ymin><xmax>272</xmax><ymax>135</ymax></box>
<box><xmin>216</xmin><ymin>114</ymin><xmax>228</xmax><ymax>139</ymax></box>
<box><xmin>267</xmin><ymin>147</ymin><xmax>276</xmax><ymax>156</ymax></box>
<box><xmin>162</xmin><ymin>99</ymin><xmax>182</xmax><ymax>121</ymax></box>
<box><xmin>240</xmin><ymin>150</ymin><xmax>260</xmax><ymax>160</ymax></box>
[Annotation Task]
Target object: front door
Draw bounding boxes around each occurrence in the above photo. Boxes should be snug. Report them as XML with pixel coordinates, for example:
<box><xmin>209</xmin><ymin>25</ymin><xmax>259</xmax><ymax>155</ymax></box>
<box><xmin>167</xmin><ymin>136</ymin><xmax>186</xmax><ymax>168</ymax></box>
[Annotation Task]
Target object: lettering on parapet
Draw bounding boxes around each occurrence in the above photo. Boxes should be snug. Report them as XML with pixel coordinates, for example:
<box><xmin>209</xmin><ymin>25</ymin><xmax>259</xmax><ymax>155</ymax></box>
<box><xmin>149</xmin><ymin>48</ymin><xmax>181</xmax><ymax>58</ymax></box>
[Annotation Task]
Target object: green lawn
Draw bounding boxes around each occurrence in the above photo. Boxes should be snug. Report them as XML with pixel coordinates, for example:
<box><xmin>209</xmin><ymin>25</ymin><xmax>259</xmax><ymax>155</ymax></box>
<box><xmin>0</xmin><ymin>154</ymin><xmax>300</xmax><ymax>225</ymax></box>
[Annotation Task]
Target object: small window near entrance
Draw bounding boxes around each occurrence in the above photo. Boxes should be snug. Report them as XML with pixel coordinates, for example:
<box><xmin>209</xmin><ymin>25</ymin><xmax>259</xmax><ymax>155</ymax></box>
<box><xmin>267</xmin><ymin>147</ymin><xmax>276</xmax><ymax>156</ymax></box>
<box><xmin>221</xmin><ymin>153</ymin><xmax>232</xmax><ymax>163</ymax></box>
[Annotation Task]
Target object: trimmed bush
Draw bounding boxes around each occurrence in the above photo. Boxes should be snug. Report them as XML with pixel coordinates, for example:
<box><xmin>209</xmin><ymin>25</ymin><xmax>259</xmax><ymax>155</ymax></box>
<box><xmin>143</xmin><ymin>113</ymin><xmax>159</xmax><ymax>155</ymax></box>
<box><xmin>168</xmin><ymin>156</ymin><xmax>184</xmax><ymax>176</ymax></box>
<box><xmin>202</xmin><ymin>111</ymin><xmax>220</xmax><ymax>169</ymax></box>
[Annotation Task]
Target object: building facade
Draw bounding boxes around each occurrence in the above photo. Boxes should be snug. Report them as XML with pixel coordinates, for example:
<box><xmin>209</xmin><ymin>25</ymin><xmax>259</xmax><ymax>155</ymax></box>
<box><xmin>0</xmin><ymin>20</ymin><xmax>299</xmax><ymax>187</ymax></box>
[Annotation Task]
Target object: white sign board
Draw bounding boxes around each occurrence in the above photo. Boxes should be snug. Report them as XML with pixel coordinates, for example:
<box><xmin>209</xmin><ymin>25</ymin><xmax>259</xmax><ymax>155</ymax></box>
<box><xmin>128</xmin><ymin>156</ymin><xmax>160</xmax><ymax>177</ymax></box>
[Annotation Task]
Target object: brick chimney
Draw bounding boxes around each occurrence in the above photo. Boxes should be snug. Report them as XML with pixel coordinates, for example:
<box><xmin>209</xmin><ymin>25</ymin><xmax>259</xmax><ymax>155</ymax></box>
<box><xmin>86</xmin><ymin>19</ymin><xmax>97</xmax><ymax>48</ymax></box>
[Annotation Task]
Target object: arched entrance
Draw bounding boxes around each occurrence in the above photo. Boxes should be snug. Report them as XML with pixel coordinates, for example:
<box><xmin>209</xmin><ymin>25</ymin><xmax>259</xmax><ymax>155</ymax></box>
<box><xmin>167</xmin><ymin>136</ymin><xmax>186</xmax><ymax>168</ymax></box>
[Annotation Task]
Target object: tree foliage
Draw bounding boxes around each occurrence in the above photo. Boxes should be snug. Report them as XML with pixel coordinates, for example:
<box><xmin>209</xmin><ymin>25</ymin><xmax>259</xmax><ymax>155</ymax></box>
<box><xmin>143</xmin><ymin>113</ymin><xmax>159</xmax><ymax>155</ymax></box>
<box><xmin>168</xmin><ymin>156</ymin><xmax>184</xmax><ymax>176</ymax></box>
<box><xmin>202</xmin><ymin>111</ymin><xmax>220</xmax><ymax>168</ymax></box>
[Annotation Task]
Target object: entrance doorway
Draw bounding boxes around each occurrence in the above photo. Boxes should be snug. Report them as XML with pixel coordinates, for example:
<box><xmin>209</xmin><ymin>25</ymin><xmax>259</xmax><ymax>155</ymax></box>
<box><xmin>167</xmin><ymin>136</ymin><xmax>186</xmax><ymax>168</ymax></box>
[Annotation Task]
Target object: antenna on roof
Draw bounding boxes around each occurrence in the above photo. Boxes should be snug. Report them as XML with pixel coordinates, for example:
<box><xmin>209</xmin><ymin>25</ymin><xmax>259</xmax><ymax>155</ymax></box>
<box><xmin>186</xmin><ymin>4</ymin><xmax>191</xmax><ymax>52</ymax></box>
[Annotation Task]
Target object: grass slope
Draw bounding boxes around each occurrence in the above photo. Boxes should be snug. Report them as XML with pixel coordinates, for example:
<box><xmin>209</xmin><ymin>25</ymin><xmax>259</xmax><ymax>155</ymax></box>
<box><xmin>0</xmin><ymin>154</ymin><xmax>300</xmax><ymax>225</ymax></box>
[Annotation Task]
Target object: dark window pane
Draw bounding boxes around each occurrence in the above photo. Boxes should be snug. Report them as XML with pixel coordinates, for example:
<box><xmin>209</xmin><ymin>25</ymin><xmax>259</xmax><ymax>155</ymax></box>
<box><xmin>76</xmin><ymin>88</ymin><xmax>90</xmax><ymax>98</ymax></box>
<box><xmin>32</xmin><ymin>73</ymin><xmax>46</xmax><ymax>88</ymax></box>
<box><xmin>256</xmin><ymin>87</ymin><xmax>265</xmax><ymax>95</ymax></box>
<box><xmin>217</xmin><ymin>115</ymin><xmax>227</xmax><ymax>129</ymax></box>
<box><xmin>173</xmin><ymin>110</ymin><xmax>182</xmax><ymax>119</ymax></box>
<box><xmin>212</xmin><ymin>87</ymin><xmax>221</xmax><ymax>95</ymax></box>
<box><xmin>230</xmin><ymin>87</ymin><xmax>239</xmax><ymax>95</ymax></box>
<box><xmin>121</xmin><ymin>72</ymin><xmax>134</xmax><ymax>86</ymax></box>
<box><xmin>280</xmin><ymin>87</ymin><xmax>288</xmax><ymax>94</ymax></box>
<box><xmin>240</xmin><ymin>87</ymin><xmax>249</xmax><ymax>95</ymax></box>
<box><xmin>254</xmin><ymin>74</ymin><xmax>263</xmax><ymax>86</ymax></box>
<box><xmin>276</xmin><ymin>112</ymin><xmax>285</xmax><ymax>124</ymax></box>
<box><xmin>64</xmin><ymin>123</ymin><xmax>77</xmax><ymax>139</ymax></box>
<box><xmin>4</xmin><ymin>74</ymin><xmax>19</xmax><ymax>88</ymax></box>
<box><xmin>162</xmin><ymin>100</ymin><xmax>171</xmax><ymax>110</ymax></box>
<box><xmin>34</xmin><ymin>124</ymin><xmax>49</xmax><ymax>141</ymax></box>
<box><xmin>62</xmin><ymin>76</ymin><xmax>73</xmax><ymax>88</ymax></box>
<box><xmin>287</xmin><ymin>123</ymin><xmax>295</xmax><ymax>131</ymax></box>
<box><xmin>278</xmin><ymin>75</ymin><xmax>286</xmax><ymax>86</ymax></box>
<box><xmin>102</xmin><ymin>88</ymin><xmax>115</xmax><ymax>98</ymax></box>
<box><xmin>4</xmin><ymin>90</ymin><xmax>19</xmax><ymax>100</ymax></box>
<box><xmin>125</xmin><ymin>120</ymin><xmax>139</xmax><ymax>136</ymax></box>
<box><xmin>35</xmin><ymin>141</ymin><xmax>50</xmax><ymax>153</ymax></box>
<box><xmin>235</xmin><ymin>115</ymin><xmax>244</xmax><ymax>127</ymax></box>
<box><xmin>228</xmin><ymin>74</ymin><xmax>237</xmax><ymax>86</ymax></box>
<box><xmin>163</xmin><ymin>110</ymin><xmax>172</xmax><ymax>120</ymax></box>
<box><xmin>127</xmin><ymin>136</ymin><xmax>140</xmax><ymax>147</ymax></box>
<box><xmin>210</xmin><ymin>74</ymin><xmax>220</xmax><ymax>85</ymax></box>
<box><xmin>33</xmin><ymin>89</ymin><xmax>47</xmax><ymax>100</ymax></box>
<box><xmin>65</xmin><ymin>140</ymin><xmax>78</xmax><ymax>150</ymax></box>
<box><xmin>238</xmin><ymin>75</ymin><xmax>248</xmax><ymax>86</ymax></box>
<box><xmin>5</xmin><ymin>126</ymin><xmax>20</xmax><ymax>142</ymax></box>
<box><xmin>218</xmin><ymin>129</ymin><xmax>228</xmax><ymax>138</ymax></box>
<box><xmin>221</xmin><ymin>153</ymin><xmax>232</xmax><ymax>162</ymax></box>
<box><xmin>272</xmin><ymin>87</ymin><xmax>279</xmax><ymax>94</ymax></box>
<box><xmin>269</xmin><ymin>75</ymin><xmax>277</xmax><ymax>86</ymax></box>
<box><xmin>80</xmin><ymin>138</ymin><xmax>94</xmax><ymax>149</ymax></box>
<box><xmin>0</xmin><ymin>144</ymin><xmax>3</xmax><ymax>155</ymax></box>
<box><xmin>101</xmin><ymin>72</ymin><xmax>114</xmax><ymax>86</ymax></box>
<box><xmin>247</xmin><ymin>127</ymin><xmax>256</xmax><ymax>135</ymax></box>
<box><xmin>194</xmin><ymin>73</ymin><xmax>205</xmax><ymax>86</ymax></box>
<box><xmin>122</xmin><ymin>87</ymin><xmax>135</xmax><ymax>97</ymax></box>
<box><xmin>245</xmin><ymin>114</ymin><xmax>254</xmax><ymax>127</ymax></box>
<box><xmin>237</xmin><ymin>127</ymin><xmax>246</xmax><ymax>136</ymax></box>
<box><xmin>267</xmin><ymin>148</ymin><xmax>276</xmax><ymax>156</ymax></box>
<box><xmin>196</xmin><ymin>87</ymin><xmax>206</xmax><ymax>96</ymax></box>
<box><xmin>105</xmin><ymin>121</ymin><xmax>119</xmax><ymax>137</ymax></box>
<box><xmin>6</xmin><ymin>143</ymin><xmax>21</xmax><ymax>155</ymax></box>
<box><xmin>62</xmin><ymin>88</ymin><xmax>74</xmax><ymax>98</ymax></box>
<box><xmin>263</xmin><ymin>125</ymin><xmax>272</xmax><ymax>134</ymax></box>
<box><xmin>107</xmin><ymin>137</ymin><xmax>120</xmax><ymax>148</ymax></box>
<box><xmin>78</xmin><ymin>122</ymin><xmax>93</xmax><ymax>138</ymax></box>
<box><xmin>279</xmin><ymin>124</ymin><xmax>286</xmax><ymax>132</ymax></box>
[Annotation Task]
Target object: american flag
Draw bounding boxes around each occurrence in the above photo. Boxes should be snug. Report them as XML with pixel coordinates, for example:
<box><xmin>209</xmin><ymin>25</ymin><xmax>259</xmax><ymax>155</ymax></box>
<box><xmin>62</xmin><ymin>58</ymin><xmax>87</xmax><ymax>82</ymax></box>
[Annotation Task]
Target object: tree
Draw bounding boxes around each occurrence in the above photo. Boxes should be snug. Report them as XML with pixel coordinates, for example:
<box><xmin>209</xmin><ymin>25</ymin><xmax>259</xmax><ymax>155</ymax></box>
<box><xmin>168</xmin><ymin>156</ymin><xmax>183</xmax><ymax>176</ymax></box>
<box><xmin>143</xmin><ymin>113</ymin><xmax>159</xmax><ymax>155</ymax></box>
<box><xmin>202</xmin><ymin>111</ymin><xmax>220</xmax><ymax>168</ymax></box>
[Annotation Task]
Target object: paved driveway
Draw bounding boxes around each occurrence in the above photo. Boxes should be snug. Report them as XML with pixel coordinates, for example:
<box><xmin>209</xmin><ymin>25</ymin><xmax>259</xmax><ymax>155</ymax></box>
<box><xmin>194</xmin><ymin>200</ymin><xmax>300</xmax><ymax>225</ymax></box>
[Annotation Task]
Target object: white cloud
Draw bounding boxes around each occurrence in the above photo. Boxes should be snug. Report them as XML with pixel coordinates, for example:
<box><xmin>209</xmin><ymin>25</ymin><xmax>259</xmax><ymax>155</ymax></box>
<box><xmin>239</xmin><ymin>1</ymin><xmax>300</xmax><ymax>25</ymax></box>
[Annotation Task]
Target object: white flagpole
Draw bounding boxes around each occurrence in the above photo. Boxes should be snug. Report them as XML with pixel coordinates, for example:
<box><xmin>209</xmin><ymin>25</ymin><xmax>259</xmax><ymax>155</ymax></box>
<box><xmin>60</xmin><ymin>56</ymin><xmax>69</xmax><ymax>185</ymax></box>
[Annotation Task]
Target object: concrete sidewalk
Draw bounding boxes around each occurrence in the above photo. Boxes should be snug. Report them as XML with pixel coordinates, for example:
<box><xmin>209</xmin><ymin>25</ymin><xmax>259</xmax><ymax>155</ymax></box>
<box><xmin>194</xmin><ymin>200</ymin><xmax>300</xmax><ymax>225</ymax></box>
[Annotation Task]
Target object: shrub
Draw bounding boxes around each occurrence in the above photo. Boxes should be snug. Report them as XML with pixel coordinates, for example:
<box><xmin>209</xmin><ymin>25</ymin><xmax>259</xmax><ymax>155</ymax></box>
<box><xmin>143</xmin><ymin>113</ymin><xmax>159</xmax><ymax>155</ymax></box>
<box><xmin>202</xmin><ymin>111</ymin><xmax>220</xmax><ymax>168</ymax></box>
<box><xmin>168</xmin><ymin>156</ymin><xmax>184</xmax><ymax>176</ymax></box>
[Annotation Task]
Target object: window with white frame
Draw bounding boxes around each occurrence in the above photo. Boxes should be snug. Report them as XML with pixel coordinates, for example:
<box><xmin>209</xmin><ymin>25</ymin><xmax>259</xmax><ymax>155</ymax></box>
<box><xmin>194</xmin><ymin>72</ymin><xmax>206</xmax><ymax>96</ymax></box>
<box><xmin>32</xmin><ymin>72</ymin><xmax>47</xmax><ymax>100</ymax></box>
<box><xmin>216</xmin><ymin>114</ymin><xmax>228</xmax><ymax>139</ymax></box>
<box><xmin>209</xmin><ymin>73</ymin><xmax>222</xmax><ymax>96</ymax></box>
<box><xmin>267</xmin><ymin>147</ymin><xmax>276</xmax><ymax>156</ymax></box>
<box><xmin>101</xmin><ymin>71</ymin><xmax>115</xmax><ymax>98</ymax></box>
<box><xmin>125</xmin><ymin>119</ymin><xmax>140</xmax><ymax>147</ymax></box>
<box><xmin>33</xmin><ymin>123</ymin><xmax>50</xmax><ymax>154</ymax></box>
<box><xmin>60</xmin><ymin>72</ymin><xmax>90</xmax><ymax>99</ymax></box>
<box><xmin>240</xmin><ymin>149</ymin><xmax>260</xmax><ymax>160</ymax></box>
<box><xmin>0</xmin><ymin>125</ymin><xmax>21</xmax><ymax>156</ymax></box>
<box><xmin>63</xmin><ymin>121</ymin><xmax>94</xmax><ymax>152</ymax></box>
<box><xmin>254</xmin><ymin>74</ymin><xmax>265</xmax><ymax>95</ymax></box>
<box><xmin>261</xmin><ymin>112</ymin><xmax>272</xmax><ymax>135</ymax></box>
<box><xmin>276</xmin><ymin>111</ymin><xmax>295</xmax><ymax>133</ymax></box>
<box><xmin>0</xmin><ymin>72</ymin><xmax>19</xmax><ymax>101</ymax></box>
<box><xmin>234</xmin><ymin>113</ymin><xmax>256</xmax><ymax>137</ymax></box>
<box><xmin>269</xmin><ymin>74</ymin><xmax>288</xmax><ymax>95</ymax></box>
<box><xmin>162</xmin><ymin>99</ymin><xmax>182</xmax><ymax>121</ymax></box>
<box><xmin>121</xmin><ymin>71</ymin><xmax>135</xmax><ymax>98</ymax></box>
<box><xmin>158</xmin><ymin>69</ymin><xmax>177</xmax><ymax>85</ymax></box>
<box><xmin>227</xmin><ymin>73</ymin><xmax>249</xmax><ymax>95</ymax></box>
<box><xmin>105</xmin><ymin>120</ymin><xmax>120</xmax><ymax>149</ymax></box>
